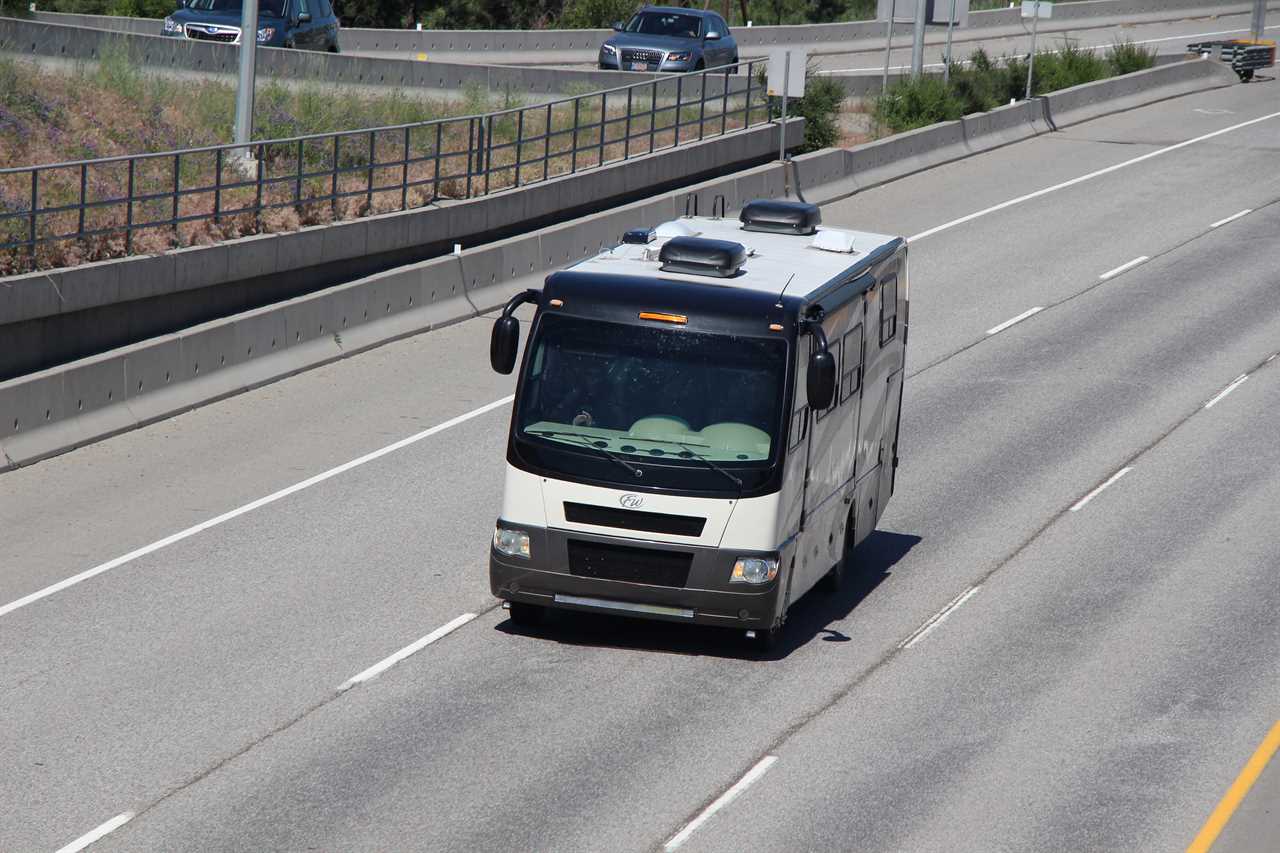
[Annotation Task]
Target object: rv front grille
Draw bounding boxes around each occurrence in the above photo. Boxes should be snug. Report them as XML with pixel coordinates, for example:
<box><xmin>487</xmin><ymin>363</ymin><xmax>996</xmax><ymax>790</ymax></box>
<box><xmin>564</xmin><ymin>502</ymin><xmax>706</xmax><ymax>536</ymax></box>
<box><xmin>567</xmin><ymin>539</ymin><xmax>693</xmax><ymax>587</ymax></box>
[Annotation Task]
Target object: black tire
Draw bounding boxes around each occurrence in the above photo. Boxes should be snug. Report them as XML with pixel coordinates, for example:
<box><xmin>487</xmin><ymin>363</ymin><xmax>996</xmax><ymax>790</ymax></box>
<box><xmin>820</xmin><ymin>509</ymin><xmax>856</xmax><ymax>594</ymax></box>
<box><xmin>508</xmin><ymin>601</ymin><xmax>546</xmax><ymax>628</ymax></box>
<box><xmin>694</xmin><ymin>59</ymin><xmax>705</xmax><ymax>71</ymax></box>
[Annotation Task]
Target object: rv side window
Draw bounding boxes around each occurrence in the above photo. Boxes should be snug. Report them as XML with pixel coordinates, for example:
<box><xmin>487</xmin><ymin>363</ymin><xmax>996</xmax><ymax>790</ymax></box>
<box><xmin>814</xmin><ymin>335</ymin><xmax>841</xmax><ymax>421</ymax></box>
<box><xmin>790</xmin><ymin>336</ymin><xmax>809</xmax><ymax>450</ymax></box>
<box><xmin>789</xmin><ymin>406</ymin><xmax>809</xmax><ymax>450</ymax></box>
<box><xmin>841</xmin><ymin>324</ymin><xmax>862</xmax><ymax>402</ymax></box>
<box><xmin>880</xmin><ymin>274</ymin><xmax>899</xmax><ymax>345</ymax></box>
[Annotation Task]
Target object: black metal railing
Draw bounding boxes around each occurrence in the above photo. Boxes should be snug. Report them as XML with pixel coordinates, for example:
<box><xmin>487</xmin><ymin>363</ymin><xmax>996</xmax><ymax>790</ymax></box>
<box><xmin>0</xmin><ymin>60</ymin><xmax>768</xmax><ymax>272</ymax></box>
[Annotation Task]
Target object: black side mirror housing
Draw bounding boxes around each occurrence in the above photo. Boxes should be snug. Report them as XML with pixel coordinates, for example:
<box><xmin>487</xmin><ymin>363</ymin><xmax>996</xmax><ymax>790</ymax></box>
<box><xmin>490</xmin><ymin>315</ymin><xmax>520</xmax><ymax>374</ymax></box>
<box><xmin>807</xmin><ymin>347</ymin><xmax>836</xmax><ymax>411</ymax></box>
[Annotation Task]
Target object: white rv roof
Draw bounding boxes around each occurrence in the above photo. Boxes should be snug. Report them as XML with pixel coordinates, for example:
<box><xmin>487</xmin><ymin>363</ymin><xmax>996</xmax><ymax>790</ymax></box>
<box><xmin>568</xmin><ymin>216</ymin><xmax>899</xmax><ymax>300</ymax></box>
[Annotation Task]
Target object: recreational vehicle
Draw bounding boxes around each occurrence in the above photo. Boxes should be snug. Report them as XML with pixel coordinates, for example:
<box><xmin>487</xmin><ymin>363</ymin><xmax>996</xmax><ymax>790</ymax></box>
<box><xmin>488</xmin><ymin>199</ymin><xmax>907</xmax><ymax>648</ymax></box>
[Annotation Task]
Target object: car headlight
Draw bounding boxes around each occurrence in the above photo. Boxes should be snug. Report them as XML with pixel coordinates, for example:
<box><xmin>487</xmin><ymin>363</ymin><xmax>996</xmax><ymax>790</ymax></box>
<box><xmin>257</xmin><ymin>26</ymin><xmax>275</xmax><ymax>42</ymax></box>
<box><xmin>667</xmin><ymin>51</ymin><xmax>692</xmax><ymax>62</ymax></box>
<box><xmin>163</xmin><ymin>16</ymin><xmax>181</xmax><ymax>33</ymax></box>
<box><xmin>601</xmin><ymin>42</ymin><xmax>617</xmax><ymax>56</ymax></box>
<box><xmin>730</xmin><ymin>555</ymin><xmax>779</xmax><ymax>584</ymax></box>
<box><xmin>493</xmin><ymin>526</ymin><xmax>531</xmax><ymax>559</ymax></box>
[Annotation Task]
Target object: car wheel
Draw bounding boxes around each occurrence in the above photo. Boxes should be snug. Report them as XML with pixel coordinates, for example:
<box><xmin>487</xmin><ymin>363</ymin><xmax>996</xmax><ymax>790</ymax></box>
<box><xmin>695</xmin><ymin>59</ymin><xmax>705</xmax><ymax>71</ymax></box>
<box><xmin>508</xmin><ymin>601</ymin><xmax>546</xmax><ymax>628</ymax></box>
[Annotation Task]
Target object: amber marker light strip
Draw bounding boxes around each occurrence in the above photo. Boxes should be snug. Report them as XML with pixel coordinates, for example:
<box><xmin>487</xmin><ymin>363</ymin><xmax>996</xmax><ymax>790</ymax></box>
<box><xmin>639</xmin><ymin>312</ymin><xmax>688</xmax><ymax>324</ymax></box>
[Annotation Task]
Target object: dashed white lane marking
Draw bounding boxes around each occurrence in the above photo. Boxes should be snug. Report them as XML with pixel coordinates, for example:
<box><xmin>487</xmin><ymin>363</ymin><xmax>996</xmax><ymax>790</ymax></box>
<box><xmin>338</xmin><ymin>613</ymin><xmax>478</xmax><ymax>692</ymax></box>
<box><xmin>54</xmin><ymin>812</ymin><xmax>135</xmax><ymax>853</ymax></box>
<box><xmin>0</xmin><ymin>396</ymin><xmax>514</xmax><ymax>620</ymax></box>
<box><xmin>908</xmin><ymin>110</ymin><xmax>1280</xmax><ymax>243</ymax></box>
<box><xmin>1070</xmin><ymin>467</ymin><xmax>1134</xmax><ymax>512</ymax></box>
<box><xmin>1205</xmin><ymin>374</ymin><xmax>1249</xmax><ymax>409</ymax></box>
<box><xmin>1099</xmin><ymin>256</ymin><xmax>1149</xmax><ymax>280</ymax></box>
<box><xmin>1210</xmin><ymin>209</ymin><xmax>1253</xmax><ymax>229</ymax></box>
<box><xmin>900</xmin><ymin>586</ymin><xmax>980</xmax><ymax>650</ymax></box>
<box><xmin>986</xmin><ymin>306</ymin><xmax>1044</xmax><ymax>336</ymax></box>
<box><xmin>663</xmin><ymin>756</ymin><xmax>779</xmax><ymax>851</ymax></box>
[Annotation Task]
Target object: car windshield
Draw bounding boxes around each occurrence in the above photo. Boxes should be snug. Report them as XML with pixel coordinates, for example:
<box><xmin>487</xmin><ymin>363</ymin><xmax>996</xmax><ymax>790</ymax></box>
<box><xmin>515</xmin><ymin>314</ymin><xmax>786</xmax><ymax>469</ymax></box>
<box><xmin>624</xmin><ymin>11</ymin><xmax>701</xmax><ymax>38</ymax></box>
<box><xmin>185</xmin><ymin>0</ymin><xmax>288</xmax><ymax>16</ymax></box>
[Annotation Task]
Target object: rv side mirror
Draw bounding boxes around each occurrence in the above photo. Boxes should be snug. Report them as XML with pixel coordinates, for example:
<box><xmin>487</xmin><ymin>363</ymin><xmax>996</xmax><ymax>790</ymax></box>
<box><xmin>807</xmin><ymin>348</ymin><xmax>836</xmax><ymax>411</ymax></box>
<box><xmin>490</xmin><ymin>315</ymin><xmax>520</xmax><ymax>374</ymax></box>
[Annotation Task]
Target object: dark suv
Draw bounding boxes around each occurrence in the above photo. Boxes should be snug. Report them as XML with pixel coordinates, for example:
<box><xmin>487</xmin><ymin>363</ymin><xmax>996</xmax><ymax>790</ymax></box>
<box><xmin>598</xmin><ymin>6</ymin><xmax>738</xmax><ymax>72</ymax></box>
<box><xmin>162</xmin><ymin>0</ymin><xmax>340</xmax><ymax>51</ymax></box>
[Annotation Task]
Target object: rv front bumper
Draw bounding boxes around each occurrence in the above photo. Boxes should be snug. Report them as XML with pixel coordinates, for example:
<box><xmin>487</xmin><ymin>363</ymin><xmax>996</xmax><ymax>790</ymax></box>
<box><xmin>490</xmin><ymin>524</ymin><xmax>784</xmax><ymax>630</ymax></box>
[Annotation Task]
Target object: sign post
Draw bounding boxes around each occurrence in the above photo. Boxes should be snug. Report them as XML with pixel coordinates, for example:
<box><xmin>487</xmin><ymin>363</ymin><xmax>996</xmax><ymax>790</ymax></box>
<box><xmin>911</xmin><ymin>0</ymin><xmax>928</xmax><ymax>77</ymax></box>
<box><xmin>1251</xmin><ymin>0</ymin><xmax>1266</xmax><ymax>40</ymax></box>
<box><xmin>944</xmin><ymin>0</ymin><xmax>958</xmax><ymax>82</ymax></box>
<box><xmin>1022</xmin><ymin>0</ymin><xmax>1052</xmax><ymax>100</ymax></box>
<box><xmin>768</xmin><ymin>50</ymin><xmax>806</xmax><ymax>162</ymax></box>
<box><xmin>882</xmin><ymin>0</ymin><xmax>896</xmax><ymax>93</ymax></box>
<box><xmin>233</xmin><ymin>0</ymin><xmax>259</xmax><ymax>156</ymax></box>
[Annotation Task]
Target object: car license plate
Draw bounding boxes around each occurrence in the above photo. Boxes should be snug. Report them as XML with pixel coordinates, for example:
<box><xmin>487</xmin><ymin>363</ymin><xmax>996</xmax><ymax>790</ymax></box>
<box><xmin>630</xmin><ymin>62</ymin><xmax>649</xmax><ymax>70</ymax></box>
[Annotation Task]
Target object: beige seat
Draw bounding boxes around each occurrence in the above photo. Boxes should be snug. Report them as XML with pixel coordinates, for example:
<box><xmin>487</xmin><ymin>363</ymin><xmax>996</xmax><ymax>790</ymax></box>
<box><xmin>698</xmin><ymin>422</ymin><xmax>771</xmax><ymax>455</ymax></box>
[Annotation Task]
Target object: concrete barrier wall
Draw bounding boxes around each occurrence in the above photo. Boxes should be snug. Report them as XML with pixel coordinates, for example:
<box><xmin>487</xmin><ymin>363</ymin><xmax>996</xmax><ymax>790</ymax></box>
<box><xmin>28</xmin><ymin>0</ymin><xmax>1266</xmax><ymax>58</ymax></box>
<box><xmin>0</xmin><ymin>59</ymin><xmax>1240</xmax><ymax>469</ymax></box>
<box><xmin>1</xmin><ymin>117</ymin><xmax>803</xmax><ymax>379</ymax></box>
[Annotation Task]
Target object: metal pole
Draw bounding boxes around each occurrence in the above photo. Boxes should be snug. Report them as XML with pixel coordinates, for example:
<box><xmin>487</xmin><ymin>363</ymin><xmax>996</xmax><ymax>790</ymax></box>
<box><xmin>943</xmin><ymin>0</ymin><xmax>957</xmax><ymax>83</ymax></box>
<box><xmin>911</xmin><ymin>0</ymin><xmax>927</xmax><ymax>78</ymax></box>
<box><xmin>233</xmin><ymin>0</ymin><xmax>259</xmax><ymax>152</ymax></box>
<box><xmin>778</xmin><ymin>50</ymin><xmax>789</xmax><ymax>162</ymax></box>
<box><xmin>1250</xmin><ymin>0</ymin><xmax>1265</xmax><ymax>40</ymax></box>
<box><xmin>1025</xmin><ymin>0</ymin><xmax>1041</xmax><ymax>100</ymax></box>
<box><xmin>882</xmin><ymin>0</ymin><xmax>896</xmax><ymax>93</ymax></box>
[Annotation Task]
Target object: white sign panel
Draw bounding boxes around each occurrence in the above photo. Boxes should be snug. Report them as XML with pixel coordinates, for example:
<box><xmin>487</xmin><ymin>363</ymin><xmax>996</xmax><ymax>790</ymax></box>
<box><xmin>767</xmin><ymin>49</ymin><xmax>807</xmax><ymax>98</ymax></box>
<box><xmin>929</xmin><ymin>0</ymin><xmax>970</xmax><ymax>26</ymax></box>
<box><xmin>1021</xmin><ymin>0</ymin><xmax>1053</xmax><ymax>18</ymax></box>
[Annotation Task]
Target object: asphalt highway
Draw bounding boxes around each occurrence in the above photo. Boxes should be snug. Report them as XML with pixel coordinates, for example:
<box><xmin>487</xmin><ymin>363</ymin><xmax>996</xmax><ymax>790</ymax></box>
<box><xmin>2</xmin><ymin>79</ymin><xmax>1278</xmax><ymax>852</ymax></box>
<box><xmin>344</xmin><ymin>9</ymin><xmax>1278</xmax><ymax>75</ymax></box>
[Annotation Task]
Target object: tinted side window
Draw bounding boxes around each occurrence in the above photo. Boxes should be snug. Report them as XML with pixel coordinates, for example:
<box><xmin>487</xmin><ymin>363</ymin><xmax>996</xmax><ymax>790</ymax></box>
<box><xmin>295</xmin><ymin>0</ymin><xmax>309</xmax><ymax>17</ymax></box>
<box><xmin>790</xmin><ymin>336</ymin><xmax>809</xmax><ymax>451</ymax></box>
<box><xmin>315</xmin><ymin>0</ymin><xmax>332</xmax><ymax>18</ymax></box>
<box><xmin>841</xmin><ymin>324</ymin><xmax>862</xmax><ymax>402</ymax></box>
<box><xmin>714</xmin><ymin>14</ymin><xmax>728</xmax><ymax>34</ymax></box>
<box><xmin>880</xmin><ymin>275</ymin><xmax>899</xmax><ymax>346</ymax></box>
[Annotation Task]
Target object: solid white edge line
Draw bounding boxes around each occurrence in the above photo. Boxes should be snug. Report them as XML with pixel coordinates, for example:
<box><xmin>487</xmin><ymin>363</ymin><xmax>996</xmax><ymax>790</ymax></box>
<box><xmin>817</xmin><ymin>24</ymin><xmax>1280</xmax><ymax>74</ymax></box>
<box><xmin>663</xmin><ymin>755</ymin><xmax>779</xmax><ymax>852</ymax></box>
<box><xmin>1069</xmin><ymin>466</ymin><xmax>1134</xmax><ymax>512</ymax></box>
<box><xmin>1210</xmin><ymin>209</ymin><xmax>1253</xmax><ymax>229</ymax></box>
<box><xmin>1099</xmin><ymin>255</ymin><xmax>1149</xmax><ymax>281</ymax></box>
<box><xmin>54</xmin><ymin>812</ymin><xmax>135</xmax><ymax>853</ymax></box>
<box><xmin>986</xmin><ymin>306</ymin><xmax>1044</xmax><ymax>336</ymax></box>
<box><xmin>900</xmin><ymin>586</ymin><xmax>980</xmax><ymax>650</ymax></box>
<box><xmin>0</xmin><ymin>396</ymin><xmax>515</xmax><ymax>620</ymax></box>
<box><xmin>338</xmin><ymin>613</ymin><xmax>478</xmax><ymax>691</ymax></box>
<box><xmin>908</xmin><ymin>110</ymin><xmax>1280</xmax><ymax>243</ymax></box>
<box><xmin>1205</xmin><ymin>374</ymin><xmax>1249</xmax><ymax>409</ymax></box>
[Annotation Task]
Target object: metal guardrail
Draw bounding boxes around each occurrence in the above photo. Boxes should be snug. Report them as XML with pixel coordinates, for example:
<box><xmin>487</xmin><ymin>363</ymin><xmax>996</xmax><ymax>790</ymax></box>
<box><xmin>0</xmin><ymin>59</ymin><xmax>767</xmax><ymax>268</ymax></box>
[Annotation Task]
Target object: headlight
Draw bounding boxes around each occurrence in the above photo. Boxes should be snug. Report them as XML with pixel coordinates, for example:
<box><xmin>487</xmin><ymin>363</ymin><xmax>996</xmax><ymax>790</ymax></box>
<box><xmin>601</xmin><ymin>43</ymin><xmax>617</xmax><ymax>56</ymax></box>
<box><xmin>257</xmin><ymin>26</ymin><xmax>275</xmax><ymax>42</ymax></box>
<box><xmin>730</xmin><ymin>556</ymin><xmax>779</xmax><ymax>584</ymax></box>
<box><xmin>667</xmin><ymin>51</ymin><xmax>692</xmax><ymax>62</ymax></box>
<box><xmin>493</xmin><ymin>526</ymin><xmax>531</xmax><ymax>559</ymax></box>
<box><xmin>162</xmin><ymin>16</ymin><xmax>180</xmax><ymax>33</ymax></box>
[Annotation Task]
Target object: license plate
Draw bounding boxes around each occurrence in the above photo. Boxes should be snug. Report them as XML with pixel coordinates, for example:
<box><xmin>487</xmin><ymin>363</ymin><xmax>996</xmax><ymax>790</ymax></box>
<box><xmin>630</xmin><ymin>62</ymin><xmax>649</xmax><ymax>71</ymax></box>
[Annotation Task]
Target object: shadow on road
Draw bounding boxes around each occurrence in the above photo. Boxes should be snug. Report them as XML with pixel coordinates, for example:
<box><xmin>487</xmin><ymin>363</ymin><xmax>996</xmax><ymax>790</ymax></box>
<box><xmin>494</xmin><ymin>529</ymin><xmax>922</xmax><ymax>661</ymax></box>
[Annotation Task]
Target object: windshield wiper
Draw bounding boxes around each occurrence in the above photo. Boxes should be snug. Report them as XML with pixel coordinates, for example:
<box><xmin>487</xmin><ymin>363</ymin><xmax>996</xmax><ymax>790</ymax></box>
<box><xmin>528</xmin><ymin>430</ymin><xmax>644</xmax><ymax>479</ymax></box>
<box><xmin>675</xmin><ymin>442</ymin><xmax>742</xmax><ymax>491</ymax></box>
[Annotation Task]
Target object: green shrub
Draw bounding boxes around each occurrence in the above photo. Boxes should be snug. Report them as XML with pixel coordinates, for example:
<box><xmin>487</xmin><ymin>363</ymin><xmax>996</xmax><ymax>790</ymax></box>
<box><xmin>1107</xmin><ymin>38</ymin><xmax>1158</xmax><ymax>75</ymax></box>
<box><xmin>793</xmin><ymin>72</ymin><xmax>845</xmax><ymax>152</ymax></box>
<box><xmin>556</xmin><ymin>0</ymin><xmax>637</xmax><ymax>28</ymax></box>
<box><xmin>873</xmin><ymin>75</ymin><xmax>962</xmax><ymax>133</ymax></box>
<box><xmin>1032</xmin><ymin>41</ymin><xmax>1109</xmax><ymax>94</ymax></box>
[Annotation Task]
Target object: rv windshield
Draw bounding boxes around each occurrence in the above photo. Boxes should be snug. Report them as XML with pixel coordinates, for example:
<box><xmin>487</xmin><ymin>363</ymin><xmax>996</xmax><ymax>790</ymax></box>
<box><xmin>513</xmin><ymin>314</ymin><xmax>787</xmax><ymax>489</ymax></box>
